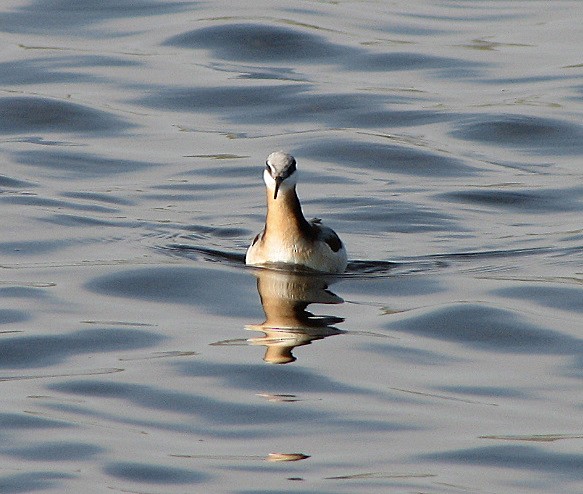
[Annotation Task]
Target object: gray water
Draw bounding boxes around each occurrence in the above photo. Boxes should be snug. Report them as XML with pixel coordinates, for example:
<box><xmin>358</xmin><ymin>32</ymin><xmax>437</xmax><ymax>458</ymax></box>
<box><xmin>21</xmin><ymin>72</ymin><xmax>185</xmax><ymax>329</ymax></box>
<box><xmin>1</xmin><ymin>1</ymin><xmax>582</xmax><ymax>493</ymax></box>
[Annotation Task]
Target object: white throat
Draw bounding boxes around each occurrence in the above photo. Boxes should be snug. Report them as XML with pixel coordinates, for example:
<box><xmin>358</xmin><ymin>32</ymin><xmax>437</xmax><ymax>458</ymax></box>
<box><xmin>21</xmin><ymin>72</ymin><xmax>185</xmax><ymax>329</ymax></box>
<box><xmin>263</xmin><ymin>168</ymin><xmax>298</xmax><ymax>197</ymax></box>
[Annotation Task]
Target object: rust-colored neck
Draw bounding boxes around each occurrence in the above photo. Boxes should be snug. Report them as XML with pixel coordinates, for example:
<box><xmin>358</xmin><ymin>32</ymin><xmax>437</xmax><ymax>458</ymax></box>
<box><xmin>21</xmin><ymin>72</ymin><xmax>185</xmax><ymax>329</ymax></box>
<box><xmin>264</xmin><ymin>187</ymin><xmax>313</xmax><ymax>240</ymax></box>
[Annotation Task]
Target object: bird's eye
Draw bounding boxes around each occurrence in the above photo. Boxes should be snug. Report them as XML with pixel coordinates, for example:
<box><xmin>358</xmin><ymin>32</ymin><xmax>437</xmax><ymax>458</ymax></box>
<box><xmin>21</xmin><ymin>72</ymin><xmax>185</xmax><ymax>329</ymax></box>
<box><xmin>265</xmin><ymin>162</ymin><xmax>272</xmax><ymax>173</ymax></box>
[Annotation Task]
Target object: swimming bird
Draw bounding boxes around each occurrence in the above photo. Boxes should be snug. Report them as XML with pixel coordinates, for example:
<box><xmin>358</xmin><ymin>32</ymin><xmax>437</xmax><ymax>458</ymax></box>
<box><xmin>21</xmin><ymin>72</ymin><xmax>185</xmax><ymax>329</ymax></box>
<box><xmin>246</xmin><ymin>151</ymin><xmax>348</xmax><ymax>273</ymax></box>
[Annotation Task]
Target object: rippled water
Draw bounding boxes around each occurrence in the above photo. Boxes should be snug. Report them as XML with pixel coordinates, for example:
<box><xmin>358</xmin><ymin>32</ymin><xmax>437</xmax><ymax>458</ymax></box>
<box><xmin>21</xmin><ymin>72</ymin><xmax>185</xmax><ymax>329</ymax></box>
<box><xmin>1</xmin><ymin>1</ymin><xmax>582</xmax><ymax>493</ymax></box>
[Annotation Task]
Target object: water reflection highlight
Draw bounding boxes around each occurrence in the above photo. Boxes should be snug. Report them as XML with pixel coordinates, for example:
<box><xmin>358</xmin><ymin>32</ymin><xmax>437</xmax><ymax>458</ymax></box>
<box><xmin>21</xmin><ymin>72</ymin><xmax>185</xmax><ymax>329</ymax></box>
<box><xmin>217</xmin><ymin>269</ymin><xmax>345</xmax><ymax>364</ymax></box>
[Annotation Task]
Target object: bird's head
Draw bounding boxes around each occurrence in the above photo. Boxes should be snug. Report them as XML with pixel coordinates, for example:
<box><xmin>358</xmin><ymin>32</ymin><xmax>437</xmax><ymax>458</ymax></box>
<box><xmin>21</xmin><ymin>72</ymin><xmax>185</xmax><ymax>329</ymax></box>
<box><xmin>263</xmin><ymin>151</ymin><xmax>298</xmax><ymax>200</ymax></box>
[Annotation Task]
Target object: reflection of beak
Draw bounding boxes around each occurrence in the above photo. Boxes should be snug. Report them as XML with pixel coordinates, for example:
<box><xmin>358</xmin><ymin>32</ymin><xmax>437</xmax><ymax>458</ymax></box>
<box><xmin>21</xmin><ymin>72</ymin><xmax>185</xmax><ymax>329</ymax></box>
<box><xmin>274</xmin><ymin>176</ymin><xmax>283</xmax><ymax>199</ymax></box>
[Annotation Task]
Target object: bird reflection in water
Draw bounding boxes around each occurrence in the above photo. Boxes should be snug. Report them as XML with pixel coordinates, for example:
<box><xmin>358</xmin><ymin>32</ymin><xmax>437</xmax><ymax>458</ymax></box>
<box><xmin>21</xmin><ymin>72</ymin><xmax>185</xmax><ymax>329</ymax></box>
<box><xmin>213</xmin><ymin>268</ymin><xmax>345</xmax><ymax>364</ymax></box>
<box><xmin>247</xmin><ymin>268</ymin><xmax>345</xmax><ymax>364</ymax></box>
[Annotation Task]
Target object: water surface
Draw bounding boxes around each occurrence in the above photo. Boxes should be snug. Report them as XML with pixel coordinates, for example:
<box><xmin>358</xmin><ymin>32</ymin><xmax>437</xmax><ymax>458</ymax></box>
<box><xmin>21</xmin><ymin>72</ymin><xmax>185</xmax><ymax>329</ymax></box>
<box><xmin>1</xmin><ymin>1</ymin><xmax>582</xmax><ymax>493</ymax></box>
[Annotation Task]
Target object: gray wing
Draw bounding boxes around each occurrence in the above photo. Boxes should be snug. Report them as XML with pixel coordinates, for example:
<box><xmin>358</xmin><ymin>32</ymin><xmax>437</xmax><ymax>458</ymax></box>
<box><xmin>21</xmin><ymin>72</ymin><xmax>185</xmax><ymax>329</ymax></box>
<box><xmin>310</xmin><ymin>220</ymin><xmax>343</xmax><ymax>253</ymax></box>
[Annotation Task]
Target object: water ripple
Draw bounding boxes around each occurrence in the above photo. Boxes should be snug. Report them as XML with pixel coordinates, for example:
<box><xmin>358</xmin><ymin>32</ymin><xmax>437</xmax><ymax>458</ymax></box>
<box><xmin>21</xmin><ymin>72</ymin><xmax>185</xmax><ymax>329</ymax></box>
<box><xmin>438</xmin><ymin>186</ymin><xmax>583</xmax><ymax>213</ymax></box>
<box><xmin>0</xmin><ymin>97</ymin><xmax>133</xmax><ymax>135</ymax></box>
<box><xmin>0</xmin><ymin>0</ymin><xmax>193</xmax><ymax>34</ymax></box>
<box><xmin>451</xmin><ymin>114</ymin><xmax>583</xmax><ymax>155</ymax></box>
<box><xmin>85</xmin><ymin>266</ymin><xmax>260</xmax><ymax>318</ymax></box>
<box><xmin>297</xmin><ymin>138</ymin><xmax>478</xmax><ymax>177</ymax></box>
<box><xmin>165</xmin><ymin>23</ymin><xmax>350</xmax><ymax>63</ymax></box>
<box><xmin>0</xmin><ymin>328</ymin><xmax>164</xmax><ymax>369</ymax></box>
<box><xmin>420</xmin><ymin>445</ymin><xmax>583</xmax><ymax>479</ymax></box>
<box><xmin>385</xmin><ymin>304</ymin><xmax>581</xmax><ymax>354</ymax></box>
<box><xmin>10</xmin><ymin>149</ymin><xmax>153</xmax><ymax>178</ymax></box>
<box><xmin>103</xmin><ymin>461</ymin><xmax>209</xmax><ymax>485</ymax></box>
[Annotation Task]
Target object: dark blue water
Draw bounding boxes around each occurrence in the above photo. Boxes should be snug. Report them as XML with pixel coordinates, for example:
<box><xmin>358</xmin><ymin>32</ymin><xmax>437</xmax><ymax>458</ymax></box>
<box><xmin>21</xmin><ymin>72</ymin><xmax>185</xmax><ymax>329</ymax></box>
<box><xmin>1</xmin><ymin>1</ymin><xmax>582</xmax><ymax>493</ymax></box>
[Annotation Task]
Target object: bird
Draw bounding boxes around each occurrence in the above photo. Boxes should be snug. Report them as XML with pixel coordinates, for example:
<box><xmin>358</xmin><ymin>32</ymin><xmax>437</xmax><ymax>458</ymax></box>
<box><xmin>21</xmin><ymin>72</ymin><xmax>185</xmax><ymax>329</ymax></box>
<box><xmin>245</xmin><ymin>151</ymin><xmax>348</xmax><ymax>273</ymax></box>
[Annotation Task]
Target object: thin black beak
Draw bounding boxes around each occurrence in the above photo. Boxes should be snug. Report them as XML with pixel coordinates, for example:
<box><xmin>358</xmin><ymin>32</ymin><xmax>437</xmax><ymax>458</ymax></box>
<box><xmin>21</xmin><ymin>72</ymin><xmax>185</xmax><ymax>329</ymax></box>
<box><xmin>273</xmin><ymin>176</ymin><xmax>283</xmax><ymax>199</ymax></box>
